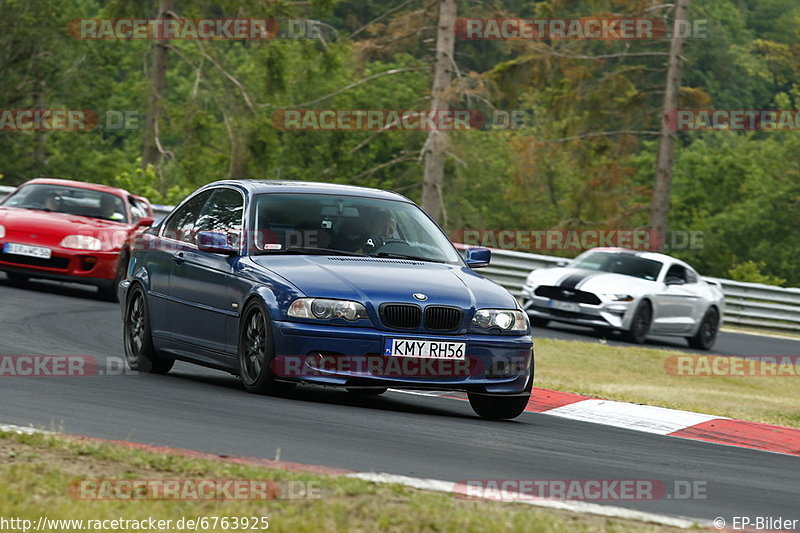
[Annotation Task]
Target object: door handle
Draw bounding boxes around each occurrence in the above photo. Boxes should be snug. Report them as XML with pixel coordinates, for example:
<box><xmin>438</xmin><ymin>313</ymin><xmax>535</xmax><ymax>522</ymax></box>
<box><xmin>173</xmin><ymin>251</ymin><xmax>185</xmax><ymax>264</ymax></box>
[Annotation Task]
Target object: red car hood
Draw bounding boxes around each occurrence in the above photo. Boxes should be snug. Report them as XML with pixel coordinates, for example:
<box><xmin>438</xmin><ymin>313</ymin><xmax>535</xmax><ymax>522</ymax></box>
<box><xmin>0</xmin><ymin>207</ymin><xmax>132</xmax><ymax>250</ymax></box>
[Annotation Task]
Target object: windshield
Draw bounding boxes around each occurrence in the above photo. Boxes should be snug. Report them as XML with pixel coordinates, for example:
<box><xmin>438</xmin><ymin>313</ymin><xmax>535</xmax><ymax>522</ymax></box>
<box><xmin>570</xmin><ymin>251</ymin><xmax>663</xmax><ymax>281</ymax></box>
<box><xmin>1</xmin><ymin>183</ymin><xmax>128</xmax><ymax>223</ymax></box>
<box><xmin>250</xmin><ymin>193</ymin><xmax>462</xmax><ymax>264</ymax></box>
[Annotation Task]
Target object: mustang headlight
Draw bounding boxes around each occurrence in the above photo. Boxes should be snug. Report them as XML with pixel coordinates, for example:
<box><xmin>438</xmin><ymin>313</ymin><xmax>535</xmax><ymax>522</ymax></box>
<box><xmin>288</xmin><ymin>298</ymin><xmax>368</xmax><ymax>321</ymax></box>
<box><xmin>60</xmin><ymin>235</ymin><xmax>102</xmax><ymax>251</ymax></box>
<box><xmin>602</xmin><ymin>294</ymin><xmax>634</xmax><ymax>302</ymax></box>
<box><xmin>472</xmin><ymin>309</ymin><xmax>528</xmax><ymax>332</ymax></box>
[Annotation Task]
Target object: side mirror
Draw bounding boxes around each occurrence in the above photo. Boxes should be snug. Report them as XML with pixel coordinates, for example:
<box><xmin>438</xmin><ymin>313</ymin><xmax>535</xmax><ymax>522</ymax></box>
<box><xmin>665</xmin><ymin>276</ymin><xmax>685</xmax><ymax>286</ymax></box>
<box><xmin>135</xmin><ymin>216</ymin><xmax>155</xmax><ymax>228</ymax></box>
<box><xmin>556</xmin><ymin>260</ymin><xmax>569</xmax><ymax>268</ymax></box>
<box><xmin>196</xmin><ymin>231</ymin><xmax>237</xmax><ymax>256</ymax></box>
<box><xmin>465</xmin><ymin>247</ymin><xmax>491</xmax><ymax>268</ymax></box>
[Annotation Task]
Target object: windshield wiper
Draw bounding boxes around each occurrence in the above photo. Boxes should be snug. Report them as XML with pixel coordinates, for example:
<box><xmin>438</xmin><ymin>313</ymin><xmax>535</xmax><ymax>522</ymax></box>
<box><xmin>374</xmin><ymin>252</ymin><xmax>445</xmax><ymax>263</ymax></box>
<box><xmin>255</xmin><ymin>246</ymin><xmax>366</xmax><ymax>257</ymax></box>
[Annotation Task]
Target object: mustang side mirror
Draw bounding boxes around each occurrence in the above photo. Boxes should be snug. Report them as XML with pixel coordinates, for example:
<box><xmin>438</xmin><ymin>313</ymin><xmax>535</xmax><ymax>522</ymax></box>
<box><xmin>197</xmin><ymin>231</ymin><xmax>237</xmax><ymax>256</ymax></box>
<box><xmin>665</xmin><ymin>276</ymin><xmax>685</xmax><ymax>286</ymax></box>
<box><xmin>465</xmin><ymin>247</ymin><xmax>491</xmax><ymax>268</ymax></box>
<box><xmin>135</xmin><ymin>216</ymin><xmax>155</xmax><ymax>228</ymax></box>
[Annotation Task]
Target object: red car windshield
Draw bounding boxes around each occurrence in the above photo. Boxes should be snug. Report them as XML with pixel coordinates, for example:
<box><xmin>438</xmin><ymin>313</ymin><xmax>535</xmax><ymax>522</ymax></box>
<box><xmin>1</xmin><ymin>184</ymin><xmax>128</xmax><ymax>224</ymax></box>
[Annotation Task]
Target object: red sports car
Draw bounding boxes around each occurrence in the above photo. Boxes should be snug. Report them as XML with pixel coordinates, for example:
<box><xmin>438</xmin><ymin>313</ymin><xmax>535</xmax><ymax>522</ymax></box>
<box><xmin>0</xmin><ymin>178</ymin><xmax>154</xmax><ymax>300</ymax></box>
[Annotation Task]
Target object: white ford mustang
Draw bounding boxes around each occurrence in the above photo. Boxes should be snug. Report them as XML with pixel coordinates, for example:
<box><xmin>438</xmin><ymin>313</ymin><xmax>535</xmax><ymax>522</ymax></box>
<box><xmin>521</xmin><ymin>248</ymin><xmax>724</xmax><ymax>350</ymax></box>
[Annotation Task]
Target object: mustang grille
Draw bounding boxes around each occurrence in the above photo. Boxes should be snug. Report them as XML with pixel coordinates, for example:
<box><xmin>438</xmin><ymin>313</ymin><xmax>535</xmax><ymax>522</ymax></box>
<box><xmin>0</xmin><ymin>253</ymin><xmax>69</xmax><ymax>270</ymax></box>
<box><xmin>534</xmin><ymin>285</ymin><xmax>601</xmax><ymax>305</ymax></box>
<box><xmin>424</xmin><ymin>306</ymin><xmax>462</xmax><ymax>331</ymax></box>
<box><xmin>381</xmin><ymin>304</ymin><xmax>421</xmax><ymax>329</ymax></box>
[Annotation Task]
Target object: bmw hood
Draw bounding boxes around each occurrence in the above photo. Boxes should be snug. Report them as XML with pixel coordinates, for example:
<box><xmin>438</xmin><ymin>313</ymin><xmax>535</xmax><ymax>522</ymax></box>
<box><xmin>527</xmin><ymin>267</ymin><xmax>657</xmax><ymax>295</ymax></box>
<box><xmin>250</xmin><ymin>255</ymin><xmax>518</xmax><ymax>309</ymax></box>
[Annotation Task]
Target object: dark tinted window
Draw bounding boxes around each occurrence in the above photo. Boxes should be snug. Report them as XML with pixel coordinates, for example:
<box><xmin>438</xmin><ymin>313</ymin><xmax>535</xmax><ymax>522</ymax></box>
<box><xmin>195</xmin><ymin>188</ymin><xmax>244</xmax><ymax>247</ymax></box>
<box><xmin>129</xmin><ymin>197</ymin><xmax>148</xmax><ymax>224</ymax></box>
<box><xmin>570</xmin><ymin>251</ymin><xmax>663</xmax><ymax>281</ymax></box>
<box><xmin>665</xmin><ymin>264</ymin><xmax>689</xmax><ymax>283</ymax></box>
<box><xmin>162</xmin><ymin>190</ymin><xmax>213</xmax><ymax>244</ymax></box>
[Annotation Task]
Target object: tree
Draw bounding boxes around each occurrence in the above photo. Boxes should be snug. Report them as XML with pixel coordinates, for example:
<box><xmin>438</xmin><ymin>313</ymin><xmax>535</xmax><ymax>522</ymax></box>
<box><xmin>650</xmin><ymin>0</ymin><xmax>692</xmax><ymax>250</ymax></box>
<box><xmin>421</xmin><ymin>0</ymin><xmax>455</xmax><ymax>223</ymax></box>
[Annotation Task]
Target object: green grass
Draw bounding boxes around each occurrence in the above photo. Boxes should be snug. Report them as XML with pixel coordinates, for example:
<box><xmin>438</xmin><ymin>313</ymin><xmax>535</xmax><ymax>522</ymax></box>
<box><xmin>0</xmin><ymin>431</ymin><xmax>689</xmax><ymax>533</ymax></box>
<box><xmin>534</xmin><ymin>337</ymin><xmax>800</xmax><ymax>428</ymax></box>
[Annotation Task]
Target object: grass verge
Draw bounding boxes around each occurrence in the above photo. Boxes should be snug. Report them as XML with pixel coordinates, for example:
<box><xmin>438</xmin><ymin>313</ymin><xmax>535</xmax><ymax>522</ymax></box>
<box><xmin>534</xmin><ymin>337</ymin><xmax>800</xmax><ymax>428</ymax></box>
<box><xmin>0</xmin><ymin>430</ymin><xmax>689</xmax><ymax>533</ymax></box>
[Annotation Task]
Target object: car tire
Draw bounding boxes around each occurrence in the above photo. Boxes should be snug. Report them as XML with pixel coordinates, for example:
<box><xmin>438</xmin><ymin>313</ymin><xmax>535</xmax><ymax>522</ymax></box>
<box><xmin>346</xmin><ymin>387</ymin><xmax>388</xmax><ymax>396</ymax></box>
<box><xmin>98</xmin><ymin>251</ymin><xmax>129</xmax><ymax>302</ymax></box>
<box><xmin>623</xmin><ymin>300</ymin><xmax>652</xmax><ymax>344</ymax></box>
<box><xmin>5</xmin><ymin>272</ymin><xmax>29</xmax><ymax>283</ymax></box>
<box><xmin>123</xmin><ymin>285</ymin><xmax>174</xmax><ymax>374</ymax></box>
<box><xmin>238</xmin><ymin>299</ymin><xmax>294</xmax><ymax>395</ymax></box>
<box><xmin>468</xmin><ymin>372</ymin><xmax>532</xmax><ymax>420</ymax></box>
<box><xmin>687</xmin><ymin>307</ymin><xmax>720</xmax><ymax>350</ymax></box>
<box><xmin>530</xmin><ymin>317</ymin><xmax>549</xmax><ymax>328</ymax></box>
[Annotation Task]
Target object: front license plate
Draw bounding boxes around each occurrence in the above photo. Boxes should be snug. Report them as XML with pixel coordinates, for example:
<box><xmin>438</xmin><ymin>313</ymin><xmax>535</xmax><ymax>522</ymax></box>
<box><xmin>384</xmin><ymin>339</ymin><xmax>466</xmax><ymax>360</ymax></box>
<box><xmin>548</xmin><ymin>299</ymin><xmax>581</xmax><ymax>313</ymax></box>
<box><xmin>4</xmin><ymin>243</ymin><xmax>52</xmax><ymax>259</ymax></box>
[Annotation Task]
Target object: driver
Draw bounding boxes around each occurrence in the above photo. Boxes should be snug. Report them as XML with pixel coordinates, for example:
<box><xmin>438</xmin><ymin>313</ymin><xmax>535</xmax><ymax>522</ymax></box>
<box><xmin>100</xmin><ymin>195</ymin><xmax>123</xmax><ymax>221</ymax></box>
<box><xmin>361</xmin><ymin>210</ymin><xmax>398</xmax><ymax>253</ymax></box>
<box><xmin>43</xmin><ymin>191</ymin><xmax>62</xmax><ymax>212</ymax></box>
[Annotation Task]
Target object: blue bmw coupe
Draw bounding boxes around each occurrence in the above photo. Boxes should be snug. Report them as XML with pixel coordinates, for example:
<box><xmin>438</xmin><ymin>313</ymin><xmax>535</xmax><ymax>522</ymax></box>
<box><xmin>119</xmin><ymin>180</ymin><xmax>534</xmax><ymax>419</ymax></box>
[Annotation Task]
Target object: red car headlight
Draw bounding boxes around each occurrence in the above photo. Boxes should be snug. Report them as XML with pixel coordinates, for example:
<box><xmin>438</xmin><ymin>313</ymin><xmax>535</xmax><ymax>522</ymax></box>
<box><xmin>60</xmin><ymin>235</ymin><xmax>102</xmax><ymax>251</ymax></box>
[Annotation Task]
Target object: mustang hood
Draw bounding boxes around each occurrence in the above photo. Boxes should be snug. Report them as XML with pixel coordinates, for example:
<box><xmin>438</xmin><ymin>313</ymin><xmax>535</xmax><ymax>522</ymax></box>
<box><xmin>251</xmin><ymin>255</ymin><xmax>517</xmax><ymax>309</ymax></box>
<box><xmin>528</xmin><ymin>267</ymin><xmax>657</xmax><ymax>295</ymax></box>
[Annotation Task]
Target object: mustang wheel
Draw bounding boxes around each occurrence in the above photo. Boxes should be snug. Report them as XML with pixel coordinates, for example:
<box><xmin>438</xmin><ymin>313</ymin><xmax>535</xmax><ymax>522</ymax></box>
<box><xmin>124</xmin><ymin>285</ymin><xmax>174</xmax><ymax>374</ymax></box>
<box><xmin>687</xmin><ymin>307</ymin><xmax>720</xmax><ymax>350</ymax></box>
<box><xmin>624</xmin><ymin>300</ymin><xmax>652</xmax><ymax>344</ymax></box>
<box><xmin>238</xmin><ymin>300</ymin><xmax>293</xmax><ymax>395</ymax></box>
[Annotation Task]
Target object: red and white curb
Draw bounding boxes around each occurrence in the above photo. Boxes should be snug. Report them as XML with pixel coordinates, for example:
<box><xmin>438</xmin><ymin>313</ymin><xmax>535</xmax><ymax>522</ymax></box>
<box><xmin>524</xmin><ymin>389</ymin><xmax>800</xmax><ymax>457</ymax></box>
<box><xmin>0</xmin><ymin>422</ymin><xmax>706</xmax><ymax>529</ymax></box>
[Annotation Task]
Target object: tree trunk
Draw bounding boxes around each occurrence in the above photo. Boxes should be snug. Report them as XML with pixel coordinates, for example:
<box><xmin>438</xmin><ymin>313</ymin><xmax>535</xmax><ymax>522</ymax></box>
<box><xmin>650</xmin><ymin>0</ymin><xmax>692</xmax><ymax>250</ymax></box>
<box><xmin>421</xmin><ymin>0</ymin><xmax>456</xmax><ymax>224</ymax></box>
<box><xmin>142</xmin><ymin>0</ymin><xmax>173</xmax><ymax>170</ymax></box>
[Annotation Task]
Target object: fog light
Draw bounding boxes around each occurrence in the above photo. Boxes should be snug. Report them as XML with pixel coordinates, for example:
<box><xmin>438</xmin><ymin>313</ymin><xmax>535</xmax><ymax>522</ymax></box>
<box><xmin>81</xmin><ymin>256</ymin><xmax>97</xmax><ymax>271</ymax></box>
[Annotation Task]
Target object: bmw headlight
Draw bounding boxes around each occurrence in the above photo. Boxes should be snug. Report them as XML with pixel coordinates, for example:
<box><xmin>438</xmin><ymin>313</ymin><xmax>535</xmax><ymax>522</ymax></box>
<box><xmin>60</xmin><ymin>235</ymin><xmax>102</xmax><ymax>251</ymax></box>
<box><xmin>602</xmin><ymin>294</ymin><xmax>634</xmax><ymax>302</ymax></box>
<box><xmin>472</xmin><ymin>309</ymin><xmax>528</xmax><ymax>332</ymax></box>
<box><xmin>288</xmin><ymin>298</ymin><xmax>368</xmax><ymax>321</ymax></box>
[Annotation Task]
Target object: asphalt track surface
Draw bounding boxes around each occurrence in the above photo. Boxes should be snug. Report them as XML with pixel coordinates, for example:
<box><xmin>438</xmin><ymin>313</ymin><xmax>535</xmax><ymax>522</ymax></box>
<box><xmin>0</xmin><ymin>275</ymin><xmax>798</xmax><ymax>526</ymax></box>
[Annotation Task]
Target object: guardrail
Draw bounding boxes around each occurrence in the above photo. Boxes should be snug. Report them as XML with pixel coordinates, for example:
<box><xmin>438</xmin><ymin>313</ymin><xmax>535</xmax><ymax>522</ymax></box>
<box><xmin>2</xmin><ymin>184</ymin><xmax>798</xmax><ymax>333</ymax></box>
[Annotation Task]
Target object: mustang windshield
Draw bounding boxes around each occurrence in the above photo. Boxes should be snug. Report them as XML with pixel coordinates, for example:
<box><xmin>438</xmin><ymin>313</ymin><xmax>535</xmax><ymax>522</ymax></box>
<box><xmin>2</xmin><ymin>183</ymin><xmax>128</xmax><ymax>223</ymax></box>
<box><xmin>570</xmin><ymin>251</ymin><xmax>663</xmax><ymax>281</ymax></box>
<box><xmin>250</xmin><ymin>193</ymin><xmax>461</xmax><ymax>264</ymax></box>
